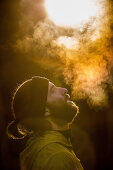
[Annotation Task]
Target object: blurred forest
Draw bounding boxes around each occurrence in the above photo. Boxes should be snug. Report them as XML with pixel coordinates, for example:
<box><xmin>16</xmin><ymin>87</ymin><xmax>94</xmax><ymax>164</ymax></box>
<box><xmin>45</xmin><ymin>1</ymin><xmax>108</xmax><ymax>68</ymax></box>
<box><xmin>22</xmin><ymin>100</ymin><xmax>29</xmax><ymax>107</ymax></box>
<box><xmin>0</xmin><ymin>0</ymin><xmax>113</xmax><ymax>170</ymax></box>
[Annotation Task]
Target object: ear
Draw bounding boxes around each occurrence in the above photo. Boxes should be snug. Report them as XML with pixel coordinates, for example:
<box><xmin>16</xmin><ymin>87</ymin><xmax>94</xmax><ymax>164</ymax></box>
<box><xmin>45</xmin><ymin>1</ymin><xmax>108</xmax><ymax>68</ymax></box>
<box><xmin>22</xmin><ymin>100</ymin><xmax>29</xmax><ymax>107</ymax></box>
<box><xmin>44</xmin><ymin>108</ymin><xmax>51</xmax><ymax>117</ymax></box>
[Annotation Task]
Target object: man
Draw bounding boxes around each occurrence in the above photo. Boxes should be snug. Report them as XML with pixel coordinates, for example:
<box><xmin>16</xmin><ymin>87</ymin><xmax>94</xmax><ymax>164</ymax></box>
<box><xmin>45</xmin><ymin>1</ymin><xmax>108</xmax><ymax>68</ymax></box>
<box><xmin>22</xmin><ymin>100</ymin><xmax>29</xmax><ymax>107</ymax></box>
<box><xmin>7</xmin><ymin>76</ymin><xmax>83</xmax><ymax>170</ymax></box>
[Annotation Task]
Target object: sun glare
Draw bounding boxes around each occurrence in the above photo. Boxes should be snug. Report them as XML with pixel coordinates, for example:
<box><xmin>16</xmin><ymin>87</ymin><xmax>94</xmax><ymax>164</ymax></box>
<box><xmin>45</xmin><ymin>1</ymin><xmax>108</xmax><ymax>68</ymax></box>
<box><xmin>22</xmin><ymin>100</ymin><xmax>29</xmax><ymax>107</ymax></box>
<box><xmin>45</xmin><ymin>0</ymin><xmax>100</xmax><ymax>27</ymax></box>
<box><xmin>56</xmin><ymin>36</ymin><xmax>78</xmax><ymax>49</ymax></box>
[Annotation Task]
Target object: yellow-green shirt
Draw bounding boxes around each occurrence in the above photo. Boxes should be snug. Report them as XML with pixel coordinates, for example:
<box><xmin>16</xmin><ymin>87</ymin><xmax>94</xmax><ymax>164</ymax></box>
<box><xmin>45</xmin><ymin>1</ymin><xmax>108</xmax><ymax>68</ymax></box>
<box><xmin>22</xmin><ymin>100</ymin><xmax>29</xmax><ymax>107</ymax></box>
<box><xmin>20</xmin><ymin>130</ymin><xmax>83</xmax><ymax>170</ymax></box>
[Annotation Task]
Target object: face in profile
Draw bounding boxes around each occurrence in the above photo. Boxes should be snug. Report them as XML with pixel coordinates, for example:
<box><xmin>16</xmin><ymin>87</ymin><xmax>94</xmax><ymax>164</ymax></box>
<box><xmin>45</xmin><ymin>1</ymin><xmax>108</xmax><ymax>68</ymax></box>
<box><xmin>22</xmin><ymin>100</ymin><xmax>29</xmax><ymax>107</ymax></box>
<box><xmin>46</xmin><ymin>82</ymin><xmax>78</xmax><ymax>123</ymax></box>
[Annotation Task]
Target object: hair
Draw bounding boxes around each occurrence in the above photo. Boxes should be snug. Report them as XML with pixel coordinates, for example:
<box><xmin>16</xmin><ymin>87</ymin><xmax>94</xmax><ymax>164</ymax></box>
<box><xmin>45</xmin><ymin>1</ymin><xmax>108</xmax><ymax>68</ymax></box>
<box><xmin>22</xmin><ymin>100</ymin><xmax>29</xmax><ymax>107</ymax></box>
<box><xmin>7</xmin><ymin>78</ymin><xmax>51</xmax><ymax>140</ymax></box>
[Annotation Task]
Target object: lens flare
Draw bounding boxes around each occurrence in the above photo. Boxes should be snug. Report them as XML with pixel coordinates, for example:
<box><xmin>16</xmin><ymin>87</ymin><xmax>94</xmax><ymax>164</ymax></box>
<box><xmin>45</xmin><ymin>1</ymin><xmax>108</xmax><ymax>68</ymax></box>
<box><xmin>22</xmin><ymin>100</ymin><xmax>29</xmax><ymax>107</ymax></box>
<box><xmin>45</xmin><ymin>0</ymin><xmax>100</xmax><ymax>26</ymax></box>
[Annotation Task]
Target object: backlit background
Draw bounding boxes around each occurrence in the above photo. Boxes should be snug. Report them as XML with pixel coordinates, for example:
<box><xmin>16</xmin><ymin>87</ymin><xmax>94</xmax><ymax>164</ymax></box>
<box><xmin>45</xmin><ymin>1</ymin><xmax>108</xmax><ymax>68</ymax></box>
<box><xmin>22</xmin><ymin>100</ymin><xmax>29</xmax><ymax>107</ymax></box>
<box><xmin>0</xmin><ymin>0</ymin><xmax>113</xmax><ymax>169</ymax></box>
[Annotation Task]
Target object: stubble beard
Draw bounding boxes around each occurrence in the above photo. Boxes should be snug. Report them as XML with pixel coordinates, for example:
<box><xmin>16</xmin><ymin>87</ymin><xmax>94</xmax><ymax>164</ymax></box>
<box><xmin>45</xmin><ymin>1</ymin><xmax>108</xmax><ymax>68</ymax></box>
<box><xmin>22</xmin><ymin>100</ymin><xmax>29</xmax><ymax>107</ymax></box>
<box><xmin>48</xmin><ymin>100</ymin><xmax>79</xmax><ymax>123</ymax></box>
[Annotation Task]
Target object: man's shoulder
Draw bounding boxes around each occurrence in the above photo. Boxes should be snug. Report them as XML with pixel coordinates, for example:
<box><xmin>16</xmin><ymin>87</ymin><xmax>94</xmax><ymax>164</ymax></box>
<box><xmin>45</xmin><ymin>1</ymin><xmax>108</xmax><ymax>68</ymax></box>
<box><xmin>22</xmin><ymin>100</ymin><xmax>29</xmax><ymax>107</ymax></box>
<box><xmin>34</xmin><ymin>142</ymin><xmax>72</xmax><ymax>163</ymax></box>
<box><xmin>33</xmin><ymin>149</ymin><xmax>83</xmax><ymax>170</ymax></box>
<box><xmin>21</xmin><ymin>138</ymin><xmax>83</xmax><ymax>170</ymax></box>
<box><xmin>38</xmin><ymin>142</ymin><xmax>70</xmax><ymax>157</ymax></box>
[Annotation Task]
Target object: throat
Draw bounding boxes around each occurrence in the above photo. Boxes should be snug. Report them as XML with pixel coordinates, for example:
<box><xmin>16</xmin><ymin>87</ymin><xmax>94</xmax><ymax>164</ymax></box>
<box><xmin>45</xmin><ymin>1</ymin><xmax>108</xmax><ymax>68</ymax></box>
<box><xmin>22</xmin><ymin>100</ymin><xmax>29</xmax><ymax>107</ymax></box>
<box><xmin>46</xmin><ymin>117</ymin><xmax>69</xmax><ymax>131</ymax></box>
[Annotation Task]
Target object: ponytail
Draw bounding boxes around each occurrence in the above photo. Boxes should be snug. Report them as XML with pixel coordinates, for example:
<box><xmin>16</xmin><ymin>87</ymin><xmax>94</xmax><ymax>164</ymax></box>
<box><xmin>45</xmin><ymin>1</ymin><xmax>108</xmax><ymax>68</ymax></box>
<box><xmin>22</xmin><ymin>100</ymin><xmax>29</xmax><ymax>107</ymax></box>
<box><xmin>6</xmin><ymin>120</ymin><xmax>28</xmax><ymax>140</ymax></box>
<box><xmin>6</xmin><ymin>117</ymin><xmax>51</xmax><ymax>140</ymax></box>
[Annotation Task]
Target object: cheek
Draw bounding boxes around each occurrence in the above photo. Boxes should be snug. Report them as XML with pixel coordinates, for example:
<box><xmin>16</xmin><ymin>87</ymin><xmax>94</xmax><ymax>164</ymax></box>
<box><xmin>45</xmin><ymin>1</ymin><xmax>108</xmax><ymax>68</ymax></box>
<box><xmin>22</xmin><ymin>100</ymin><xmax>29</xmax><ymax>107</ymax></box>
<box><xmin>47</xmin><ymin>93</ymin><xmax>65</xmax><ymax>106</ymax></box>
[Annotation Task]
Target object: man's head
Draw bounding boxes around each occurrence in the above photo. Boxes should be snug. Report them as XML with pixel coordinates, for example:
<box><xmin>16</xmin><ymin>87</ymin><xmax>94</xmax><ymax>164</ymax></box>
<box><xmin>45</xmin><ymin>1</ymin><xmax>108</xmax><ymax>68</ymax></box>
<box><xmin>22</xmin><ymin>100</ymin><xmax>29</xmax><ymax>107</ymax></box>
<box><xmin>7</xmin><ymin>76</ymin><xmax>78</xmax><ymax>139</ymax></box>
<box><xmin>12</xmin><ymin>76</ymin><xmax>49</xmax><ymax>121</ymax></box>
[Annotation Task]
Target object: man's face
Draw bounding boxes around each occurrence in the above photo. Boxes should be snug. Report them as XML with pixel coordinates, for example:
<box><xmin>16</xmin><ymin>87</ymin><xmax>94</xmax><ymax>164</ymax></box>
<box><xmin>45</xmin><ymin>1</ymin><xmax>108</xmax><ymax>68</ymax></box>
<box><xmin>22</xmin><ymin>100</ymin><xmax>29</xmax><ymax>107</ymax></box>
<box><xmin>46</xmin><ymin>82</ymin><xmax>78</xmax><ymax>123</ymax></box>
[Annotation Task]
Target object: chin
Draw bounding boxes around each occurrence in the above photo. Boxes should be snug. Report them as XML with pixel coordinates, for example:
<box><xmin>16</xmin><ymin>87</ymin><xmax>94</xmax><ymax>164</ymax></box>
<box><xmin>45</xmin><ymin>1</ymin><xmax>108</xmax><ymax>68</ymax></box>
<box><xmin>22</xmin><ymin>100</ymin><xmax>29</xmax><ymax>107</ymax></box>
<box><xmin>48</xmin><ymin>99</ymin><xmax>79</xmax><ymax>123</ymax></box>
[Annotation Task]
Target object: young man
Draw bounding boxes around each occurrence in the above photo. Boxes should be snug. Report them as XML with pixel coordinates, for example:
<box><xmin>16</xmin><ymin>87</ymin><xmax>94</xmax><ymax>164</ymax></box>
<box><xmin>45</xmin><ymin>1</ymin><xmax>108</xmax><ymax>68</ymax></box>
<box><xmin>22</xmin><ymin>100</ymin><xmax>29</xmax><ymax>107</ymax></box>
<box><xmin>7</xmin><ymin>76</ymin><xmax>83</xmax><ymax>170</ymax></box>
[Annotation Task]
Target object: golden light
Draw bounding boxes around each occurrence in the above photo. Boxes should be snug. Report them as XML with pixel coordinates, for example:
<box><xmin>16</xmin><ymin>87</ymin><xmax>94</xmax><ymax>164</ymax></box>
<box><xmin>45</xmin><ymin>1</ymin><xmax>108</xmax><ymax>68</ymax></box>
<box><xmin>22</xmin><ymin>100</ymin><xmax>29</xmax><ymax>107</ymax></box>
<box><xmin>56</xmin><ymin>36</ymin><xmax>78</xmax><ymax>49</ymax></box>
<box><xmin>45</xmin><ymin>0</ymin><xmax>100</xmax><ymax>27</ymax></box>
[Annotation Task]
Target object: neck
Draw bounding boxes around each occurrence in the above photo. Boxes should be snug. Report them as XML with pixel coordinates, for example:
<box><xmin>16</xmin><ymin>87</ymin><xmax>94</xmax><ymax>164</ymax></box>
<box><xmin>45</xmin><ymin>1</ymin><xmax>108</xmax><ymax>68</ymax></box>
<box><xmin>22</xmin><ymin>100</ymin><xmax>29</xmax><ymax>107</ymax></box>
<box><xmin>46</xmin><ymin>117</ymin><xmax>69</xmax><ymax>131</ymax></box>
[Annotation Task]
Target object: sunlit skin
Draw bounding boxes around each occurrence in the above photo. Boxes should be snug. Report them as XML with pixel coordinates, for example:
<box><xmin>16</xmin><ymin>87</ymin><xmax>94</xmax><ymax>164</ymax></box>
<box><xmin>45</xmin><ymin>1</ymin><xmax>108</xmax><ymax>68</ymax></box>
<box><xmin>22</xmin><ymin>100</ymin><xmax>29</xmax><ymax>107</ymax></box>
<box><xmin>45</xmin><ymin>0</ymin><xmax>99</xmax><ymax>26</ymax></box>
<box><xmin>47</xmin><ymin>82</ymin><xmax>76</xmax><ymax>109</ymax></box>
<box><xmin>45</xmin><ymin>82</ymin><xmax>78</xmax><ymax>130</ymax></box>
